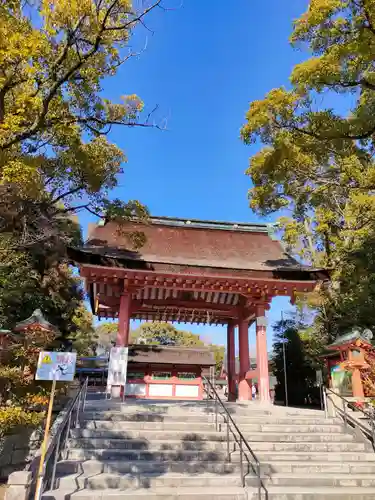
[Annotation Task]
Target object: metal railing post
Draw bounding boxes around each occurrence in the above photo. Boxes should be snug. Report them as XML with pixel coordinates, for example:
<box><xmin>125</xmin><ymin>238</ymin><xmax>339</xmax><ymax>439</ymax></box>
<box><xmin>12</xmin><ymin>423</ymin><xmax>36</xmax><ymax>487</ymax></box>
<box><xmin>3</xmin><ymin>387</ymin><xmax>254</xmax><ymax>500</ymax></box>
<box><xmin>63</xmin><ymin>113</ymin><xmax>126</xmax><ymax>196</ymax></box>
<box><xmin>343</xmin><ymin>400</ymin><xmax>348</xmax><ymax>428</ymax></box>
<box><xmin>82</xmin><ymin>377</ymin><xmax>88</xmax><ymax>413</ymax></box>
<box><xmin>203</xmin><ymin>376</ymin><xmax>263</xmax><ymax>499</ymax></box>
<box><xmin>215</xmin><ymin>395</ymin><xmax>218</xmax><ymax>431</ymax></box>
<box><xmin>239</xmin><ymin>436</ymin><xmax>244</xmax><ymax>487</ymax></box>
<box><xmin>226</xmin><ymin>417</ymin><xmax>230</xmax><ymax>462</ymax></box>
<box><xmin>63</xmin><ymin>412</ymin><xmax>72</xmax><ymax>459</ymax></box>
<box><xmin>323</xmin><ymin>386</ymin><xmax>328</xmax><ymax>419</ymax></box>
<box><xmin>257</xmin><ymin>461</ymin><xmax>261</xmax><ymax>499</ymax></box>
<box><xmin>50</xmin><ymin>433</ymin><xmax>61</xmax><ymax>490</ymax></box>
<box><xmin>74</xmin><ymin>389</ymin><xmax>82</xmax><ymax>428</ymax></box>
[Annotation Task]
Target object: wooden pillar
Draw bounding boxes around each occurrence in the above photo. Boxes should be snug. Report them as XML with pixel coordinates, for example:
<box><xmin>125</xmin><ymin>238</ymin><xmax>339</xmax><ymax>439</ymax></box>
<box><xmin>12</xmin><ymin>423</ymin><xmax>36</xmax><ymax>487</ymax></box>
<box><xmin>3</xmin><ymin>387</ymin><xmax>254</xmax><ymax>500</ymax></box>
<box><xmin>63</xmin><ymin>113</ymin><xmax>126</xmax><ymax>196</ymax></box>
<box><xmin>227</xmin><ymin>321</ymin><xmax>236</xmax><ymax>401</ymax></box>
<box><xmin>117</xmin><ymin>292</ymin><xmax>132</xmax><ymax>346</ymax></box>
<box><xmin>238</xmin><ymin>319</ymin><xmax>251</xmax><ymax>401</ymax></box>
<box><xmin>256</xmin><ymin>304</ymin><xmax>270</xmax><ymax>403</ymax></box>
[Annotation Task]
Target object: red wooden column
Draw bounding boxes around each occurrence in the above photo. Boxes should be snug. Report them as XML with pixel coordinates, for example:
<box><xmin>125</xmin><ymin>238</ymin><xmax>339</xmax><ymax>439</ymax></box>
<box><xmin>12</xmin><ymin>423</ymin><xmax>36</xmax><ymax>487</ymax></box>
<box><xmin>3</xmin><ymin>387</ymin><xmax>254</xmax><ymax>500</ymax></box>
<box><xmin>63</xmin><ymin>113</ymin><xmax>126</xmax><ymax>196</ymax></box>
<box><xmin>117</xmin><ymin>292</ymin><xmax>132</xmax><ymax>346</ymax></box>
<box><xmin>227</xmin><ymin>321</ymin><xmax>236</xmax><ymax>401</ymax></box>
<box><xmin>238</xmin><ymin>319</ymin><xmax>251</xmax><ymax>401</ymax></box>
<box><xmin>256</xmin><ymin>303</ymin><xmax>270</xmax><ymax>403</ymax></box>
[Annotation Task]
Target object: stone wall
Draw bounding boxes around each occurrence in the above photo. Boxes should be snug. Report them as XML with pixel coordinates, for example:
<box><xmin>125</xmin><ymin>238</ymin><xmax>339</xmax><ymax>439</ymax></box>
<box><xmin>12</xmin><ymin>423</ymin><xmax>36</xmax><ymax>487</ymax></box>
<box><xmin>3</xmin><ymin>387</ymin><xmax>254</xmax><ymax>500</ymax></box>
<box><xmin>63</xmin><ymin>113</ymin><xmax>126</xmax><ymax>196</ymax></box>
<box><xmin>0</xmin><ymin>398</ymin><xmax>70</xmax><ymax>480</ymax></box>
<box><xmin>0</xmin><ymin>428</ymin><xmax>43</xmax><ymax>481</ymax></box>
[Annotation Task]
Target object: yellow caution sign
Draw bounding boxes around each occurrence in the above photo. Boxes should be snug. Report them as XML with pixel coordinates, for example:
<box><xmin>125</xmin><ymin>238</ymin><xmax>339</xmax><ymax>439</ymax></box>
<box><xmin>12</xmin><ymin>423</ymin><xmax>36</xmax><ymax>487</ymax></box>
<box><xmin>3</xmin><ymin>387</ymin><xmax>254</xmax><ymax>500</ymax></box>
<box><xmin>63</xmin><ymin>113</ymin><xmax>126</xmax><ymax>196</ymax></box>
<box><xmin>41</xmin><ymin>354</ymin><xmax>52</xmax><ymax>364</ymax></box>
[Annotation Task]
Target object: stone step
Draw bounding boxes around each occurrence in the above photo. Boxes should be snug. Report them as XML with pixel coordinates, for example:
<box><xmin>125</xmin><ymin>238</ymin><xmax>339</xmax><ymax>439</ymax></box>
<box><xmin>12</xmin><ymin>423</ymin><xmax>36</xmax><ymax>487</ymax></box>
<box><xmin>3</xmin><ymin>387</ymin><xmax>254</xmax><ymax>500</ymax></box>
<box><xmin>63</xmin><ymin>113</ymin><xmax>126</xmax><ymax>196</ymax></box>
<box><xmin>256</xmin><ymin>451</ymin><xmax>375</xmax><ymax>462</ymax></box>
<box><xmin>80</xmin><ymin>420</ymin><xmax>217</xmax><ymax>431</ymax></box>
<box><xmin>81</xmin><ymin>412</ymin><xmax>337</xmax><ymax>426</ymax></box>
<box><xmin>219</xmin><ymin>417</ymin><xmax>338</xmax><ymax>425</ymax></box>
<box><xmin>66</xmin><ymin>438</ymin><xmax>367</xmax><ymax>453</ymax></box>
<box><xmin>237</xmin><ymin>424</ymin><xmax>344</xmax><ymax>433</ymax></box>
<box><xmin>79</xmin><ymin>420</ymin><xmax>344</xmax><ymax>434</ymax></box>
<box><xmin>70</xmin><ymin>429</ymin><xmax>228</xmax><ymax>441</ymax></box>
<box><xmin>56</xmin><ymin>457</ymin><xmax>375</xmax><ymax>477</ymax></box>
<box><xmin>65</xmin><ymin>448</ymin><xmax>230</xmax><ymax>462</ymax></box>
<box><xmin>41</xmin><ymin>485</ymin><xmax>375</xmax><ymax>500</ymax></box>
<box><xmin>225</xmin><ymin>404</ymin><xmax>326</xmax><ymax>416</ymax></box>
<box><xmin>54</xmin><ymin>471</ymin><xmax>250</xmax><ymax>490</ymax></box>
<box><xmin>66</xmin><ymin>448</ymin><xmax>375</xmax><ymax>463</ymax></box>
<box><xmin>81</xmin><ymin>412</ymin><xmax>216</xmax><ymax>423</ymax></box>
<box><xmin>55</xmin><ymin>459</ymin><xmax>256</xmax><ymax>476</ymax></box>
<box><xmin>264</xmin><ymin>461</ymin><xmax>375</xmax><ymax>474</ymax></box>
<box><xmin>42</xmin><ymin>486</ymin><xmax>250</xmax><ymax>499</ymax></box>
<box><xmin>263</xmin><ymin>486</ymin><xmax>375</xmax><ymax>499</ymax></box>
<box><xmin>264</xmin><ymin>474</ymin><xmax>375</xmax><ymax>488</ymax></box>
<box><xmin>70</xmin><ymin>428</ymin><xmax>355</xmax><ymax>443</ymax></box>
<box><xmin>49</xmin><ymin>470</ymin><xmax>375</xmax><ymax>491</ymax></box>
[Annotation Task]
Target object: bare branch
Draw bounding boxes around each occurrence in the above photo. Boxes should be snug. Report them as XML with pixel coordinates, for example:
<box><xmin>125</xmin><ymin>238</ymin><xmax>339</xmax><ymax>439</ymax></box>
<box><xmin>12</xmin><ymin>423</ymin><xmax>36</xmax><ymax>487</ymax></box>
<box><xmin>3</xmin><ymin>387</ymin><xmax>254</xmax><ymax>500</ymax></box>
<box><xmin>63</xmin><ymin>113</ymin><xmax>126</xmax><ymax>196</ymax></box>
<box><xmin>362</xmin><ymin>0</ymin><xmax>375</xmax><ymax>36</ymax></box>
<box><xmin>51</xmin><ymin>185</ymin><xmax>85</xmax><ymax>205</ymax></box>
<box><xmin>313</xmin><ymin>78</ymin><xmax>375</xmax><ymax>91</ymax></box>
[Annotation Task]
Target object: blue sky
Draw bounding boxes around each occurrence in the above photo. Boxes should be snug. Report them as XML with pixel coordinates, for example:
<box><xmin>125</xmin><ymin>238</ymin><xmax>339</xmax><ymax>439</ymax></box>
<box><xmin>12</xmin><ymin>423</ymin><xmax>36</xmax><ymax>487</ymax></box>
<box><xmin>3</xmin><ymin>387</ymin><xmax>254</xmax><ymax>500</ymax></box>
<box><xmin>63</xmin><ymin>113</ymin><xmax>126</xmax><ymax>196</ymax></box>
<box><xmin>82</xmin><ymin>0</ymin><xmax>310</xmax><ymax>352</ymax></box>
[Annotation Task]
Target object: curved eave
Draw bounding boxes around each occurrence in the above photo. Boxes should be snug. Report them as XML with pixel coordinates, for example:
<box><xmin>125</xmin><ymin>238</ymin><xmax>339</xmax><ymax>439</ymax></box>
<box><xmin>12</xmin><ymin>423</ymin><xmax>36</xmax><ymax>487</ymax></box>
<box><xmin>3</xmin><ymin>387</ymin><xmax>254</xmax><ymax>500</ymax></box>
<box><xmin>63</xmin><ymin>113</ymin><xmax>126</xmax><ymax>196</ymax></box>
<box><xmin>68</xmin><ymin>246</ymin><xmax>328</xmax><ymax>282</ymax></box>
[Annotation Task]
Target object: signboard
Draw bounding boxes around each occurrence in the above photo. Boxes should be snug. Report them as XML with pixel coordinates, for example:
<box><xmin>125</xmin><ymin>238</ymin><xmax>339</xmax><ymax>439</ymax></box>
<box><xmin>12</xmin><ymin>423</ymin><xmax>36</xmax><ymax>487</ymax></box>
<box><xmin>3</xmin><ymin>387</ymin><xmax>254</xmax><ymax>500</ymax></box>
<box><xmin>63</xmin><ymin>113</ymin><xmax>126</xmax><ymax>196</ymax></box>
<box><xmin>35</xmin><ymin>351</ymin><xmax>77</xmax><ymax>381</ymax></box>
<box><xmin>106</xmin><ymin>347</ymin><xmax>128</xmax><ymax>397</ymax></box>
<box><xmin>34</xmin><ymin>350</ymin><xmax>77</xmax><ymax>499</ymax></box>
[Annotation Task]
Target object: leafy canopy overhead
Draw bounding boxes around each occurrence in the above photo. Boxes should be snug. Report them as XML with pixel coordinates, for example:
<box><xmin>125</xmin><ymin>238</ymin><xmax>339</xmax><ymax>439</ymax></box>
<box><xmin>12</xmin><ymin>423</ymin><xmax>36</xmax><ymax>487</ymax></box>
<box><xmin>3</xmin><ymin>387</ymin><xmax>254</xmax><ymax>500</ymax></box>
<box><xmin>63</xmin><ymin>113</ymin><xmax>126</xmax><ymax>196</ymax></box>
<box><xmin>241</xmin><ymin>0</ymin><xmax>375</xmax><ymax>268</ymax></box>
<box><xmin>0</xmin><ymin>0</ymin><xmax>165</xmax><ymax>247</ymax></box>
<box><xmin>241</xmin><ymin>0</ymin><xmax>375</xmax><ymax>334</ymax></box>
<box><xmin>132</xmin><ymin>322</ymin><xmax>206</xmax><ymax>346</ymax></box>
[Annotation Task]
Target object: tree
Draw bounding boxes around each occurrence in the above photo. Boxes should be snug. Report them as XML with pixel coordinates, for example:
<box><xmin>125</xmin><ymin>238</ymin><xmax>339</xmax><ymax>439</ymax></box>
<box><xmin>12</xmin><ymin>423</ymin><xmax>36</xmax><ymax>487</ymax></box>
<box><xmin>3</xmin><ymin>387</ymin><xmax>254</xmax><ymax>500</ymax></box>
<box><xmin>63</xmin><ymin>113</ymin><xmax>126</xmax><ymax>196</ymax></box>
<box><xmin>131</xmin><ymin>322</ymin><xmax>205</xmax><ymax>347</ymax></box>
<box><xmin>240</xmin><ymin>0</ymin><xmax>375</xmax><ymax>265</ymax></box>
<box><xmin>0</xmin><ymin>232</ymin><xmax>98</xmax><ymax>354</ymax></box>
<box><xmin>0</xmin><ymin>0</ymin><xmax>167</xmax><ymax>251</ymax></box>
<box><xmin>69</xmin><ymin>304</ymin><xmax>97</xmax><ymax>355</ymax></box>
<box><xmin>240</xmin><ymin>0</ymin><xmax>375</xmax><ymax>336</ymax></box>
<box><xmin>130</xmin><ymin>322</ymin><xmax>224</xmax><ymax>374</ymax></box>
<box><xmin>96</xmin><ymin>322</ymin><xmax>119</xmax><ymax>352</ymax></box>
<box><xmin>207</xmin><ymin>343</ymin><xmax>225</xmax><ymax>376</ymax></box>
<box><xmin>272</xmin><ymin>318</ymin><xmax>322</xmax><ymax>406</ymax></box>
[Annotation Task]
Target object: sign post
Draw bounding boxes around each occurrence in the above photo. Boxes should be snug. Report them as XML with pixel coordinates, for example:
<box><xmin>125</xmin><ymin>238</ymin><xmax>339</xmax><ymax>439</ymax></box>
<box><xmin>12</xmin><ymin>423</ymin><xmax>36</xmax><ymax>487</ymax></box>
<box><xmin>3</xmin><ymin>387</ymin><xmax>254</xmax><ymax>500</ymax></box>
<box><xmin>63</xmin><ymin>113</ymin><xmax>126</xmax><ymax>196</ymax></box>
<box><xmin>34</xmin><ymin>351</ymin><xmax>77</xmax><ymax>500</ymax></box>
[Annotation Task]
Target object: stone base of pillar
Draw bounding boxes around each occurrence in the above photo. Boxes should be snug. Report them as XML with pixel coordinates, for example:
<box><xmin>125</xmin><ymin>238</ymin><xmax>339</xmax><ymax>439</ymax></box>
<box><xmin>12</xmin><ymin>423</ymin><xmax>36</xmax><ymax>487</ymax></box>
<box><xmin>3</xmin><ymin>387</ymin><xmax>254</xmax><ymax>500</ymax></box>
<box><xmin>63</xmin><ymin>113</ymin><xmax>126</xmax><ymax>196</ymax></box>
<box><xmin>238</xmin><ymin>379</ymin><xmax>251</xmax><ymax>401</ymax></box>
<box><xmin>111</xmin><ymin>385</ymin><xmax>122</xmax><ymax>398</ymax></box>
<box><xmin>259</xmin><ymin>376</ymin><xmax>271</xmax><ymax>403</ymax></box>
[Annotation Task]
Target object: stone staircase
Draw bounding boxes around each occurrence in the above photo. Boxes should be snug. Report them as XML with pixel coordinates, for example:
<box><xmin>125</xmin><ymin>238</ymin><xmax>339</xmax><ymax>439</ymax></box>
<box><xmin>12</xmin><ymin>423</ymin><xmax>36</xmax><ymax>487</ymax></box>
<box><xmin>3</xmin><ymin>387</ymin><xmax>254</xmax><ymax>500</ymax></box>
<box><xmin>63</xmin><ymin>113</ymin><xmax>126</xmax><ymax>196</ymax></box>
<box><xmin>42</xmin><ymin>398</ymin><xmax>375</xmax><ymax>499</ymax></box>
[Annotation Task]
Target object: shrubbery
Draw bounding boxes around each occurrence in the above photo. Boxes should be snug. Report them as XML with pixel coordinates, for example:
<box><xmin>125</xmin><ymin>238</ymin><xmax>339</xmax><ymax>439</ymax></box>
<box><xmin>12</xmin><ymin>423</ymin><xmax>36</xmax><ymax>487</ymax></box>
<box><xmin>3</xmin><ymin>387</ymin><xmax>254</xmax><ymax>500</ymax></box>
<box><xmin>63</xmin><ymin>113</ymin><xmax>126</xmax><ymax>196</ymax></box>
<box><xmin>0</xmin><ymin>407</ymin><xmax>45</xmax><ymax>438</ymax></box>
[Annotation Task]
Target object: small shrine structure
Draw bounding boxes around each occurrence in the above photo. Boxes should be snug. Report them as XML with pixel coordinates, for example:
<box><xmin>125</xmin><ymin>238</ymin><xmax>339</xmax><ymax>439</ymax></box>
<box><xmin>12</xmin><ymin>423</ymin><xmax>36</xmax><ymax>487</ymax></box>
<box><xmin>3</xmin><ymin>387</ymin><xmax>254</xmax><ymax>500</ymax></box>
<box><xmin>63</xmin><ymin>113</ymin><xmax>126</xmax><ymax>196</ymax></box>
<box><xmin>323</xmin><ymin>329</ymin><xmax>374</xmax><ymax>399</ymax></box>
<box><xmin>126</xmin><ymin>344</ymin><xmax>215</xmax><ymax>400</ymax></box>
<box><xmin>71</xmin><ymin>216</ymin><xmax>327</xmax><ymax>403</ymax></box>
<box><xmin>13</xmin><ymin>309</ymin><xmax>58</xmax><ymax>335</ymax></box>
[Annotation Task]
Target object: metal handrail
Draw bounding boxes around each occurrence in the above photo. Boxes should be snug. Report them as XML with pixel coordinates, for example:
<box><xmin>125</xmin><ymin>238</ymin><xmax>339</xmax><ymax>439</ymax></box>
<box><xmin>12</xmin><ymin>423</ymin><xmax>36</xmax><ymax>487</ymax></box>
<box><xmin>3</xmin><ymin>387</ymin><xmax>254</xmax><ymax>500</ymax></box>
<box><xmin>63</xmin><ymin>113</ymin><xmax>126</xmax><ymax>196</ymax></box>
<box><xmin>203</xmin><ymin>376</ymin><xmax>266</xmax><ymax>499</ymax></box>
<box><xmin>324</xmin><ymin>387</ymin><xmax>375</xmax><ymax>446</ymax></box>
<box><xmin>28</xmin><ymin>377</ymin><xmax>89</xmax><ymax>499</ymax></box>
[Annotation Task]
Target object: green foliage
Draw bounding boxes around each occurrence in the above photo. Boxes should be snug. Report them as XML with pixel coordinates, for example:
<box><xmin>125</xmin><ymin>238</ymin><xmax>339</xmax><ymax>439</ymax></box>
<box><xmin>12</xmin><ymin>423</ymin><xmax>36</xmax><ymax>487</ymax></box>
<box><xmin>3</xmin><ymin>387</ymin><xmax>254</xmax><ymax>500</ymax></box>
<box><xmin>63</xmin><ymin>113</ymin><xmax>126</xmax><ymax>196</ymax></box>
<box><xmin>131</xmin><ymin>322</ymin><xmax>205</xmax><ymax>347</ymax></box>
<box><xmin>96</xmin><ymin>322</ymin><xmax>119</xmax><ymax>351</ymax></box>
<box><xmin>0</xmin><ymin>244</ymin><xmax>82</xmax><ymax>333</ymax></box>
<box><xmin>0</xmin><ymin>0</ymin><xmax>160</xmax><ymax>237</ymax></box>
<box><xmin>69</xmin><ymin>304</ymin><xmax>97</xmax><ymax>355</ymax></box>
<box><xmin>241</xmin><ymin>0</ymin><xmax>375</xmax><ymax>336</ymax></box>
<box><xmin>207</xmin><ymin>343</ymin><xmax>225</xmax><ymax>375</ymax></box>
<box><xmin>272</xmin><ymin>318</ymin><xmax>323</xmax><ymax>406</ymax></box>
<box><xmin>0</xmin><ymin>407</ymin><xmax>45</xmax><ymax>438</ymax></box>
<box><xmin>131</xmin><ymin>322</ymin><xmax>224</xmax><ymax>374</ymax></box>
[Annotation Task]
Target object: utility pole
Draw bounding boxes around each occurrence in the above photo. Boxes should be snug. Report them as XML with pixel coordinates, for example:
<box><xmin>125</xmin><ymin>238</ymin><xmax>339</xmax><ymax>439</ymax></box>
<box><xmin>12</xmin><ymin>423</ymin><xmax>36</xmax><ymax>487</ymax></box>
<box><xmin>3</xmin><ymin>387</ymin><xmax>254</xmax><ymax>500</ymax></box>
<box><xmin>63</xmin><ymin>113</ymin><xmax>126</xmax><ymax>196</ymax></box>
<box><xmin>281</xmin><ymin>311</ymin><xmax>289</xmax><ymax>407</ymax></box>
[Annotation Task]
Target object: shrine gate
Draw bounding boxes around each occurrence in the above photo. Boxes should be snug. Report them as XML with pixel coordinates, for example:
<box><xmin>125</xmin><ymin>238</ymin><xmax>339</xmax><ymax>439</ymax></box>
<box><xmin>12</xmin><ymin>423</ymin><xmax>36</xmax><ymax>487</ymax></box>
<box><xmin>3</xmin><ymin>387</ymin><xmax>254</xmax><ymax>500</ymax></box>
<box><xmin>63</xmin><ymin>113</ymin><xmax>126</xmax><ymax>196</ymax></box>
<box><xmin>72</xmin><ymin>216</ymin><xmax>327</xmax><ymax>403</ymax></box>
